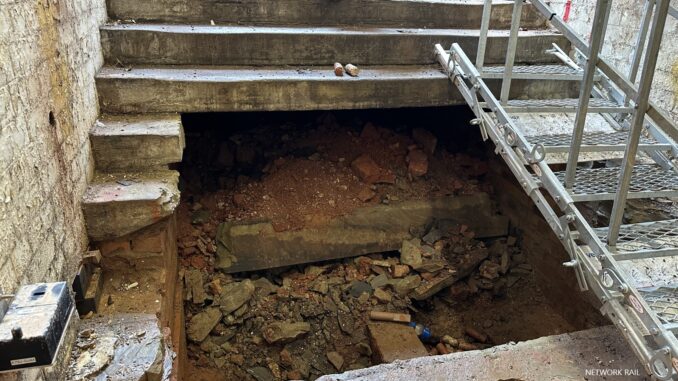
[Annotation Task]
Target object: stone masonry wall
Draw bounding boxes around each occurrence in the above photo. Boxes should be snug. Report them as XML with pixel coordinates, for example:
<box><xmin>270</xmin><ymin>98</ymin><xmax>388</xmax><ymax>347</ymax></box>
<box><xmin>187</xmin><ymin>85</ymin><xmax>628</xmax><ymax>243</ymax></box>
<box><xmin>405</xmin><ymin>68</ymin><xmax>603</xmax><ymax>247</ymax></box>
<box><xmin>549</xmin><ymin>0</ymin><xmax>678</xmax><ymax>121</ymax></box>
<box><xmin>0</xmin><ymin>0</ymin><xmax>105</xmax><ymax>377</ymax></box>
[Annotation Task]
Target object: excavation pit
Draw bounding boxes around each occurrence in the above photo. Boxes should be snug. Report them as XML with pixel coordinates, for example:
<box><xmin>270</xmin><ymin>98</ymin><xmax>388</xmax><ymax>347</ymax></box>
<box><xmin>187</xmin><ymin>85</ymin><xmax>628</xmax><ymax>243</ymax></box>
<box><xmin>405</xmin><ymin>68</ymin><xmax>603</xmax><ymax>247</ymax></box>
<box><xmin>175</xmin><ymin>107</ymin><xmax>604</xmax><ymax>380</ymax></box>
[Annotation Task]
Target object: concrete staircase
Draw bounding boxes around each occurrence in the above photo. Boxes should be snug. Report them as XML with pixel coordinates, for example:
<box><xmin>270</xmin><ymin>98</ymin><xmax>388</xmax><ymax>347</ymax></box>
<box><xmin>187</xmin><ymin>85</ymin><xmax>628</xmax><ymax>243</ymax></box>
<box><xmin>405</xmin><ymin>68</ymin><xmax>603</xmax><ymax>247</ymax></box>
<box><xmin>84</xmin><ymin>0</ymin><xmax>572</xmax><ymax>240</ymax></box>
<box><xmin>95</xmin><ymin>0</ymin><xmax>574</xmax><ymax>114</ymax></box>
<box><xmin>83</xmin><ymin>115</ymin><xmax>183</xmax><ymax>242</ymax></box>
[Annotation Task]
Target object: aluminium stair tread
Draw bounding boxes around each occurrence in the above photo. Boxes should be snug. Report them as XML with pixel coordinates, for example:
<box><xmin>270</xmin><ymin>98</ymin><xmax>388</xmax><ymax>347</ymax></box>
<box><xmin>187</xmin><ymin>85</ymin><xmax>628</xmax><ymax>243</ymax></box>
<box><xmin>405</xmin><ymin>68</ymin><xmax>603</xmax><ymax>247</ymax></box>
<box><xmin>594</xmin><ymin>219</ymin><xmax>678</xmax><ymax>257</ymax></box>
<box><xmin>526</xmin><ymin>131</ymin><xmax>672</xmax><ymax>153</ymax></box>
<box><xmin>481</xmin><ymin>64</ymin><xmax>593</xmax><ymax>80</ymax></box>
<box><xmin>638</xmin><ymin>287</ymin><xmax>678</xmax><ymax>332</ymax></box>
<box><xmin>505</xmin><ymin>98</ymin><xmax>632</xmax><ymax>113</ymax></box>
<box><xmin>553</xmin><ymin>165</ymin><xmax>678</xmax><ymax>202</ymax></box>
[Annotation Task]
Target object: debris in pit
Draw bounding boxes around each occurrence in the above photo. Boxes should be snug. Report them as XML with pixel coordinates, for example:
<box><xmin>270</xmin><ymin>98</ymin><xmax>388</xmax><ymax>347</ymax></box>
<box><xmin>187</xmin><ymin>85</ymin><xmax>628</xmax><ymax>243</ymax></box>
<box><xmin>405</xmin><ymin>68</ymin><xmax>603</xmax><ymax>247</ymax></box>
<box><xmin>263</xmin><ymin>321</ymin><xmax>311</xmax><ymax>344</ymax></box>
<box><xmin>369</xmin><ymin>310</ymin><xmax>411</xmax><ymax>323</ymax></box>
<box><xmin>219</xmin><ymin>279</ymin><xmax>255</xmax><ymax>314</ymax></box>
<box><xmin>406</xmin><ymin>148</ymin><xmax>429</xmax><ymax>177</ymax></box>
<box><xmin>176</xmin><ymin>113</ymin><xmax>579</xmax><ymax>379</ymax></box>
<box><xmin>326</xmin><ymin>351</ymin><xmax>345</xmax><ymax>371</ymax></box>
<box><xmin>367</xmin><ymin>322</ymin><xmax>428</xmax><ymax>363</ymax></box>
<box><xmin>188</xmin><ymin>308</ymin><xmax>223</xmax><ymax>343</ymax></box>
<box><xmin>351</xmin><ymin>154</ymin><xmax>395</xmax><ymax>184</ymax></box>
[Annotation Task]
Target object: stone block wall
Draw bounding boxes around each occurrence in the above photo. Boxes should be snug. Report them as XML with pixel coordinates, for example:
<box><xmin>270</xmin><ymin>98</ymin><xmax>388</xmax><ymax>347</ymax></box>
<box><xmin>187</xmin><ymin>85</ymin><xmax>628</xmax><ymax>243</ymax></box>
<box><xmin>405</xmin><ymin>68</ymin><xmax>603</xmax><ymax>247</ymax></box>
<box><xmin>0</xmin><ymin>0</ymin><xmax>105</xmax><ymax>378</ymax></box>
<box><xmin>549</xmin><ymin>0</ymin><xmax>678</xmax><ymax>121</ymax></box>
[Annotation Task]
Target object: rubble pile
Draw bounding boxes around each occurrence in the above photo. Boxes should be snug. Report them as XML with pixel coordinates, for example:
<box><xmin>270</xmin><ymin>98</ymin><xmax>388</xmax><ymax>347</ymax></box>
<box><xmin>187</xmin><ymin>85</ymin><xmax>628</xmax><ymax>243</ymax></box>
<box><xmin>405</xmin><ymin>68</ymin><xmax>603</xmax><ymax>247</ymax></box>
<box><xmin>182</xmin><ymin>224</ymin><xmax>537</xmax><ymax>381</ymax></box>
<box><xmin>178</xmin><ymin>113</ymin><xmax>576</xmax><ymax>380</ymax></box>
<box><xmin>179</xmin><ymin>113</ymin><xmax>490</xmax><ymax>232</ymax></box>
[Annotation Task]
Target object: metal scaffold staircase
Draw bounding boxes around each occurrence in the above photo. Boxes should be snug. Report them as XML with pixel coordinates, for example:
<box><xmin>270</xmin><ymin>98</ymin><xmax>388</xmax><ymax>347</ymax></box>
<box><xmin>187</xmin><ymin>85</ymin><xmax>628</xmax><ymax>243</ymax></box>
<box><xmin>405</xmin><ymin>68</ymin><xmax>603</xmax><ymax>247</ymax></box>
<box><xmin>436</xmin><ymin>0</ymin><xmax>678</xmax><ymax>378</ymax></box>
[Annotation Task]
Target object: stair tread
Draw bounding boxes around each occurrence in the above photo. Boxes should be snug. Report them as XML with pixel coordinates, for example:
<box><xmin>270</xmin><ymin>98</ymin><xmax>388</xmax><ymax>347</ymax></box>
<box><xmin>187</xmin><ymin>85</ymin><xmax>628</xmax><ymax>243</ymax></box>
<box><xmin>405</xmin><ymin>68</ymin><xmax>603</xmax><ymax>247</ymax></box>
<box><xmin>84</xmin><ymin>170</ymin><xmax>179</xmax><ymax>204</ymax></box>
<box><xmin>507</xmin><ymin>98</ymin><xmax>621</xmax><ymax>108</ymax></box>
<box><xmin>106</xmin><ymin>0</ymin><xmax>547</xmax><ymax>29</ymax></box>
<box><xmin>505</xmin><ymin>98</ymin><xmax>631</xmax><ymax>113</ymax></box>
<box><xmin>595</xmin><ymin>219</ymin><xmax>678</xmax><ymax>255</ymax></box>
<box><xmin>97</xmin><ymin>64</ymin><xmax>449</xmax><ymax>81</ymax></box>
<box><xmin>553</xmin><ymin>165</ymin><xmax>678</xmax><ymax>201</ymax></box>
<box><xmin>483</xmin><ymin>64</ymin><xmax>581</xmax><ymax>75</ymax></box>
<box><xmin>638</xmin><ymin>286</ymin><xmax>678</xmax><ymax>328</ymax></box>
<box><xmin>92</xmin><ymin>114</ymin><xmax>182</xmax><ymax>137</ymax></box>
<box><xmin>96</xmin><ymin>64</ymin><xmax>580</xmax><ymax>113</ymax></box>
<box><xmin>529</xmin><ymin>131</ymin><xmax>655</xmax><ymax>146</ymax></box>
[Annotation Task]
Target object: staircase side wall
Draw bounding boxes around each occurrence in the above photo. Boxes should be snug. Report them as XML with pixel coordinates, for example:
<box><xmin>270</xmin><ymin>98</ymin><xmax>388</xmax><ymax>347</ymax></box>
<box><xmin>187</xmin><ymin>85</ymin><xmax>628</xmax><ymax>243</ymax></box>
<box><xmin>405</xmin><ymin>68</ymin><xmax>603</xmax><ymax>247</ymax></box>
<box><xmin>0</xmin><ymin>0</ymin><xmax>106</xmax><ymax>378</ymax></box>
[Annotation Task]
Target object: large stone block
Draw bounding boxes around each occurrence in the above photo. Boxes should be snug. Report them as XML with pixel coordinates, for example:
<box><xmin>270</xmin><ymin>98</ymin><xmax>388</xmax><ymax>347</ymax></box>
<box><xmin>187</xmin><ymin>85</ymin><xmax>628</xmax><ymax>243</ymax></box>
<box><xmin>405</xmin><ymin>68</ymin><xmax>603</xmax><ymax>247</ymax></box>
<box><xmin>215</xmin><ymin>193</ymin><xmax>508</xmax><ymax>273</ymax></box>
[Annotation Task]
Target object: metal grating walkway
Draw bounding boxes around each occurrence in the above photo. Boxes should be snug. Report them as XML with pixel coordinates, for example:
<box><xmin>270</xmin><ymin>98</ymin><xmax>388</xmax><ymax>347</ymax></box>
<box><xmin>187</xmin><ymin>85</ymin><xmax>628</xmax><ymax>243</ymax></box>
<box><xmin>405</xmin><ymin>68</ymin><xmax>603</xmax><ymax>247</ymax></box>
<box><xmin>527</xmin><ymin>131</ymin><xmax>672</xmax><ymax>153</ymax></box>
<box><xmin>504</xmin><ymin>98</ymin><xmax>633</xmax><ymax>113</ymax></box>
<box><xmin>553</xmin><ymin>165</ymin><xmax>678</xmax><ymax>202</ymax></box>
<box><xmin>640</xmin><ymin>287</ymin><xmax>678</xmax><ymax>332</ymax></box>
<box><xmin>595</xmin><ymin>219</ymin><xmax>678</xmax><ymax>260</ymax></box>
<box><xmin>481</xmin><ymin>64</ymin><xmax>588</xmax><ymax>80</ymax></box>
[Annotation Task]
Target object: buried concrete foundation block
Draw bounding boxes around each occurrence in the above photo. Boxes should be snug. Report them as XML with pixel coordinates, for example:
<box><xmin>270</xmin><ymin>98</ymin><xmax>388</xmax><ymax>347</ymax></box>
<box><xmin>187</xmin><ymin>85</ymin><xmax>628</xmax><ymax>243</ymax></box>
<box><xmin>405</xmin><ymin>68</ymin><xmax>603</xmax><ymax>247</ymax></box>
<box><xmin>216</xmin><ymin>193</ymin><xmax>508</xmax><ymax>272</ymax></box>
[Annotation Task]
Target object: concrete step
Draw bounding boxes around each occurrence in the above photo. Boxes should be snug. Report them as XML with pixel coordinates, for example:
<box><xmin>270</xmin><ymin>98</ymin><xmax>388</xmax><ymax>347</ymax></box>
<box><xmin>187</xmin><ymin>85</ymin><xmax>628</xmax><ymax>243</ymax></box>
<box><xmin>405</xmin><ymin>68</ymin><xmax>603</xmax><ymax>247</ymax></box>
<box><xmin>96</xmin><ymin>65</ymin><xmax>580</xmax><ymax>113</ymax></box>
<box><xmin>82</xmin><ymin>170</ymin><xmax>180</xmax><ymax>241</ymax></box>
<box><xmin>106</xmin><ymin>0</ymin><xmax>546</xmax><ymax>29</ymax></box>
<box><xmin>90</xmin><ymin>114</ymin><xmax>185</xmax><ymax>171</ymax></box>
<box><xmin>101</xmin><ymin>24</ymin><xmax>567</xmax><ymax>66</ymax></box>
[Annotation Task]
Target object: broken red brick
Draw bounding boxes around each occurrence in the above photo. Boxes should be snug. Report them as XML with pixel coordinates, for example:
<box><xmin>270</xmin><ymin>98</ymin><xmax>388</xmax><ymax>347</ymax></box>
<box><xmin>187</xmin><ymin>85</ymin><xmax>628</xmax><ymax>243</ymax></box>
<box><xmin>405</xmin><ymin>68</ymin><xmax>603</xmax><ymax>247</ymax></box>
<box><xmin>351</xmin><ymin>154</ymin><xmax>395</xmax><ymax>184</ymax></box>
<box><xmin>436</xmin><ymin>342</ymin><xmax>450</xmax><ymax>355</ymax></box>
<box><xmin>368</xmin><ymin>322</ymin><xmax>428</xmax><ymax>363</ymax></box>
<box><xmin>391</xmin><ymin>264</ymin><xmax>410</xmax><ymax>278</ymax></box>
<box><xmin>458</xmin><ymin>342</ymin><xmax>479</xmax><ymax>351</ymax></box>
<box><xmin>412</xmin><ymin>128</ymin><xmax>437</xmax><ymax>155</ymax></box>
<box><xmin>465</xmin><ymin>326</ymin><xmax>488</xmax><ymax>343</ymax></box>
<box><xmin>98</xmin><ymin>240</ymin><xmax>130</xmax><ymax>257</ymax></box>
<box><xmin>131</xmin><ymin>233</ymin><xmax>164</xmax><ymax>253</ymax></box>
<box><xmin>357</xmin><ymin>186</ymin><xmax>376</xmax><ymax>202</ymax></box>
<box><xmin>406</xmin><ymin>149</ymin><xmax>428</xmax><ymax>177</ymax></box>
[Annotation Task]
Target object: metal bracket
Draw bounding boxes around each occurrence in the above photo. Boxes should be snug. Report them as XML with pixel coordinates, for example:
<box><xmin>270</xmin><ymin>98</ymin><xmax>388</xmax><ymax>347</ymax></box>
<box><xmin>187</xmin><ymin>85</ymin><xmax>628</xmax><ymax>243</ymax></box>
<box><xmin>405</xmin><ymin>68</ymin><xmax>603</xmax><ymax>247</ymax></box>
<box><xmin>559</xmin><ymin>215</ymin><xmax>589</xmax><ymax>291</ymax></box>
<box><xmin>650</xmin><ymin>347</ymin><xmax>674</xmax><ymax>380</ymax></box>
